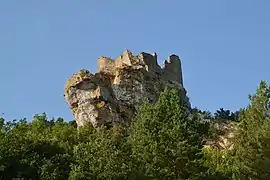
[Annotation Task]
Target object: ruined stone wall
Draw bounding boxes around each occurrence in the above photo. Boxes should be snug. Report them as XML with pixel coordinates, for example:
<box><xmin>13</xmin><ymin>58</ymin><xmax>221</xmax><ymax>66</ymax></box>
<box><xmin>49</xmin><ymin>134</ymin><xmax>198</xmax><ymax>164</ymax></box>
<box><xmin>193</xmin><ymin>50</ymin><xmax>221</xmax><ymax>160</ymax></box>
<box><xmin>97</xmin><ymin>50</ymin><xmax>183</xmax><ymax>84</ymax></box>
<box><xmin>140</xmin><ymin>52</ymin><xmax>158</xmax><ymax>74</ymax></box>
<box><xmin>162</xmin><ymin>55</ymin><xmax>183</xmax><ymax>84</ymax></box>
<box><xmin>115</xmin><ymin>57</ymin><xmax>124</xmax><ymax>68</ymax></box>
<box><xmin>98</xmin><ymin>57</ymin><xmax>116</xmax><ymax>74</ymax></box>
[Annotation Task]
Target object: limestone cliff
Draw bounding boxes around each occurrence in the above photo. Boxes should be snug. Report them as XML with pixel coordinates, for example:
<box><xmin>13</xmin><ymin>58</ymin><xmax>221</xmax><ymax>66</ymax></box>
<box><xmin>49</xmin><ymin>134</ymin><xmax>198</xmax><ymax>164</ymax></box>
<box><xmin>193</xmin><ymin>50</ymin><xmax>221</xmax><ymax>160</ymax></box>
<box><xmin>64</xmin><ymin>50</ymin><xmax>190</xmax><ymax>127</ymax></box>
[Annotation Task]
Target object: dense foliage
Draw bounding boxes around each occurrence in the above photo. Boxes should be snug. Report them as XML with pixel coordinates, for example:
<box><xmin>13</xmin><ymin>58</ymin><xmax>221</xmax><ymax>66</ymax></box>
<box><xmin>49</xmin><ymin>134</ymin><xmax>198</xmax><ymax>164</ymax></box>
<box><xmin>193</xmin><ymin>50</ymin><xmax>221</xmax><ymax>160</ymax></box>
<box><xmin>0</xmin><ymin>82</ymin><xmax>269</xmax><ymax>179</ymax></box>
<box><xmin>204</xmin><ymin>81</ymin><xmax>270</xmax><ymax>180</ymax></box>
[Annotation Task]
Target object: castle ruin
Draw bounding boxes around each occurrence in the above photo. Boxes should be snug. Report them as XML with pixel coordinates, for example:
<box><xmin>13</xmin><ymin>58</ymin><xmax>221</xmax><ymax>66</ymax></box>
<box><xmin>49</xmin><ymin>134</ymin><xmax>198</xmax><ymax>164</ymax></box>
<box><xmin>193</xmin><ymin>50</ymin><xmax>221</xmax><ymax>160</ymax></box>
<box><xmin>64</xmin><ymin>50</ymin><xmax>188</xmax><ymax>127</ymax></box>
<box><xmin>97</xmin><ymin>50</ymin><xmax>183</xmax><ymax>85</ymax></box>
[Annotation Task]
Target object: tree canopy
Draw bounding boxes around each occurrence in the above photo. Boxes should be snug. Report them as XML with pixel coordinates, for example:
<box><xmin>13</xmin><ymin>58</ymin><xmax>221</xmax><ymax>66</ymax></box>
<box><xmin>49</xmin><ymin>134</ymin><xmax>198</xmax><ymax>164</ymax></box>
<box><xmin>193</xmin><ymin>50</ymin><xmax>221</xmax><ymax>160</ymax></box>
<box><xmin>0</xmin><ymin>81</ymin><xmax>269</xmax><ymax>179</ymax></box>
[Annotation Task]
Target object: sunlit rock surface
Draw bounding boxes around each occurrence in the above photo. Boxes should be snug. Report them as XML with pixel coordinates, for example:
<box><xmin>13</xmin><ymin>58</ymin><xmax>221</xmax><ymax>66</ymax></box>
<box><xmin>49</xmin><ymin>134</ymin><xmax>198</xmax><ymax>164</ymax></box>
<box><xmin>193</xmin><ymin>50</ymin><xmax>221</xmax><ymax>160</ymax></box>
<box><xmin>64</xmin><ymin>50</ymin><xmax>189</xmax><ymax>127</ymax></box>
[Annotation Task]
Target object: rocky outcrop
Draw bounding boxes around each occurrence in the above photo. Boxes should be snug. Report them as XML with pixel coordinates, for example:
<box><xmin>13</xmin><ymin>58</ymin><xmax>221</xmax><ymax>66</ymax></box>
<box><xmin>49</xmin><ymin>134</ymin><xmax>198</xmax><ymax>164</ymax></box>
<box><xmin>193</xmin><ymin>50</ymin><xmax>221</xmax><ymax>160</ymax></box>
<box><xmin>204</xmin><ymin>120</ymin><xmax>238</xmax><ymax>151</ymax></box>
<box><xmin>64</xmin><ymin>50</ymin><xmax>190</xmax><ymax>127</ymax></box>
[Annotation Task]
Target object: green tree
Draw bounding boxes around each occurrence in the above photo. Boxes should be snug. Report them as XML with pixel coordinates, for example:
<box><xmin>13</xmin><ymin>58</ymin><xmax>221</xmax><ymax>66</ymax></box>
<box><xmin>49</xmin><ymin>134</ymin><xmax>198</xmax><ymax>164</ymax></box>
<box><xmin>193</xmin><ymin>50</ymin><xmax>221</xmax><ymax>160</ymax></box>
<box><xmin>214</xmin><ymin>108</ymin><xmax>239</xmax><ymax>121</ymax></box>
<box><xmin>0</xmin><ymin>114</ymin><xmax>77</xmax><ymax>180</ymax></box>
<box><xmin>129</xmin><ymin>88</ymin><xmax>209</xmax><ymax>179</ymax></box>
<box><xmin>69</xmin><ymin>125</ymin><xmax>132</xmax><ymax>180</ymax></box>
<box><xmin>204</xmin><ymin>81</ymin><xmax>270</xmax><ymax>179</ymax></box>
<box><xmin>233</xmin><ymin>81</ymin><xmax>270</xmax><ymax>179</ymax></box>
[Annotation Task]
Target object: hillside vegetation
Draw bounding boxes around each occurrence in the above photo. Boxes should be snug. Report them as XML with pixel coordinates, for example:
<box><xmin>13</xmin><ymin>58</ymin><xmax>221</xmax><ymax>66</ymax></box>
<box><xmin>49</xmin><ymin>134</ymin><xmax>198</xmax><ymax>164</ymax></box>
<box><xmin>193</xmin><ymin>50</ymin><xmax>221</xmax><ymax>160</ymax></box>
<box><xmin>0</xmin><ymin>81</ymin><xmax>269</xmax><ymax>179</ymax></box>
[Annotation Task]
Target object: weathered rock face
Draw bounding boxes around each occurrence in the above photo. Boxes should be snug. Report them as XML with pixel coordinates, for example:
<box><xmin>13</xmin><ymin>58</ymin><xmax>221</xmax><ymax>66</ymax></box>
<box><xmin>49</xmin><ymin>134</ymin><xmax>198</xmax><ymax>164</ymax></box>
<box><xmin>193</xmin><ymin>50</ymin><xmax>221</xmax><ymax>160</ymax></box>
<box><xmin>64</xmin><ymin>50</ymin><xmax>190</xmax><ymax>127</ymax></box>
<box><xmin>204</xmin><ymin>120</ymin><xmax>238</xmax><ymax>151</ymax></box>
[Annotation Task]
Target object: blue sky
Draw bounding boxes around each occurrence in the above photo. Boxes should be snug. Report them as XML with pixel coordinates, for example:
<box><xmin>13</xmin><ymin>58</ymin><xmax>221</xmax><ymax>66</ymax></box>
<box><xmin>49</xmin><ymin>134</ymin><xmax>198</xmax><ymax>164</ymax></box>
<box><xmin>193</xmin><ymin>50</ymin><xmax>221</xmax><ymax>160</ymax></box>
<box><xmin>0</xmin><ymin>0</ymin><xmax>269</xmax><ymax>121</ymax></box>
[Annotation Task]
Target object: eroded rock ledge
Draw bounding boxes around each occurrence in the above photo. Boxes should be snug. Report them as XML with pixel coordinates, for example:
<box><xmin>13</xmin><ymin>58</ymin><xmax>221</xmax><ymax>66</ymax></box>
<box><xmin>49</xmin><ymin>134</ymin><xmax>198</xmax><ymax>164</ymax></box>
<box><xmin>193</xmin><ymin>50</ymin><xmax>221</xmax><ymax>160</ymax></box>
<box><xmin>64</xmin><ymin>50</ymin><xmax>190</xmax><ymax>127</ymax></box>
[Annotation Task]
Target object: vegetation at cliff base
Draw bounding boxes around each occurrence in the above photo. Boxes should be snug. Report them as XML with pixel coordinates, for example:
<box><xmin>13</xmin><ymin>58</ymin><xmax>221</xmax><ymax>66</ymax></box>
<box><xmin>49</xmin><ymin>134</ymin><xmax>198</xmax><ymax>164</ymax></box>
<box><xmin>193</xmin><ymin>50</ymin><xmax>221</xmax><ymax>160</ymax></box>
<box><xmin>0</xmin><ymin>81</ymin><xmax>270</xmax><ymax>179</ymax></box>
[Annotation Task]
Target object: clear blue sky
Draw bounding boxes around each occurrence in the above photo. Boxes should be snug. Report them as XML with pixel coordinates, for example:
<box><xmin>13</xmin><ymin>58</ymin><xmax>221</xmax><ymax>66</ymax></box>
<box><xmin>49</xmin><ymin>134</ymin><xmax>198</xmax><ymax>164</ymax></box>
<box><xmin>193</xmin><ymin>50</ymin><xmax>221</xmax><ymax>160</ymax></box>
<box><xmin>0</xmin><ymin>0</ymin><xmax>269</xmax><ymax>121</ymax></box>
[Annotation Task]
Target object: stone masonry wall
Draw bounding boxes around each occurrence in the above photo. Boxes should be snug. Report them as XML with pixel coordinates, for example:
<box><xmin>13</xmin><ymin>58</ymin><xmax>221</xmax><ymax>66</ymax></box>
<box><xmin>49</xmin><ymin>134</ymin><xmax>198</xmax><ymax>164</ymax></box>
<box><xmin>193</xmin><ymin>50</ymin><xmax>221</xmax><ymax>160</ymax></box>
<box><xmin>98</xmin><ymin>57</ymin><xmax>116</xmax><ymax>74</ymax></box>
<box><xmin>163</xmin><ymin>55</ymin><xmax>183</xmax><ymax>85</ymax></box>
<box><xmin>97</xmin><ymin>50</ymin><xmax>183</xmax><ymax>84</ymax></box>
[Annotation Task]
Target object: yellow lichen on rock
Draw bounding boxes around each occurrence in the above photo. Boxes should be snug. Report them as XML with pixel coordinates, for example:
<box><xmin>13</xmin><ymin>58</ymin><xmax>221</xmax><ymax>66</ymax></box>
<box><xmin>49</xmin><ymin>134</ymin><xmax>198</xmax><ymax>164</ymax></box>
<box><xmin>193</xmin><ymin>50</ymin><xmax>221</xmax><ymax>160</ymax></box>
<box><xmin>96</xmin><ymin>101</ymin><xmax>105</xmax><ymax>109</ymax></box>
<box><xmin>71</xmin><ymin>107</ymin><xmax>78</xmax><ymax>114</ymax></box>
